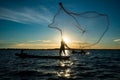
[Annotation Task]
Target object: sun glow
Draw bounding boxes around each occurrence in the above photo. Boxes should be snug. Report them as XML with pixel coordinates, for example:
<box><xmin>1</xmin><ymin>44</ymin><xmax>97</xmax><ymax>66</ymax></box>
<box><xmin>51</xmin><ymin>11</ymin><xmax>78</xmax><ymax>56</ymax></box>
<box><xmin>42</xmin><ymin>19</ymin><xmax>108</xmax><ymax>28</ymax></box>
<box><xmin>63</xmin><ymin>36</ymin><xmax>70</xmax><ymax>43</ymax></box>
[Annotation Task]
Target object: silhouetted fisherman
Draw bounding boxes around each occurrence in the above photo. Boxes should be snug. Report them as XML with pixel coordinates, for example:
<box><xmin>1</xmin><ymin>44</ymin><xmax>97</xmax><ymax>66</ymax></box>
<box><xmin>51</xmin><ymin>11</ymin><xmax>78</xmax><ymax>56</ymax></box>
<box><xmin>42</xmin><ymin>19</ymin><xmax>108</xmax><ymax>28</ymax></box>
<box><xmin>59</xmin><ymin>38</ymin><xmax>70</xmax><ymax>56</ymax></box>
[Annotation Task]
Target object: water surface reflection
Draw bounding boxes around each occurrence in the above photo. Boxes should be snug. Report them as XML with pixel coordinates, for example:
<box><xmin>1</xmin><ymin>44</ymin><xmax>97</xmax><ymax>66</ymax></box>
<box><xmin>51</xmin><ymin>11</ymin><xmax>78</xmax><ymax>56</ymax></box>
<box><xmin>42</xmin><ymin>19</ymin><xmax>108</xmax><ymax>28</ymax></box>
<box><xmin>57</xmin><ymin>50</ymin><xmax>73</xmax><ymax>79</ymax></box>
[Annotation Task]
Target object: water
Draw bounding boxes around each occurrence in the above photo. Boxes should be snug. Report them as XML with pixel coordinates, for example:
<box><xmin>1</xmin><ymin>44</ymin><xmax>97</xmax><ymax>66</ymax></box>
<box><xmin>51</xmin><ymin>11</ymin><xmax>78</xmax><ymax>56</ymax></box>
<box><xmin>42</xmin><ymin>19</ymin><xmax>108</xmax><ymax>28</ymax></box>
<box><xmin>0</xmin><ymin>49</ymin><xmax>120</xmax><ymax>80</ymax></box>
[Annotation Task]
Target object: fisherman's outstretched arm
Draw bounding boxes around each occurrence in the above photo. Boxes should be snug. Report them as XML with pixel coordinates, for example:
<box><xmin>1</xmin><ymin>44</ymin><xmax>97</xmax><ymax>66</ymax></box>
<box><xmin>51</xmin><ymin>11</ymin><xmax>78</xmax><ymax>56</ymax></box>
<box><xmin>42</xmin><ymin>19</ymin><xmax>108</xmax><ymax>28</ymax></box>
<box><xmin>65</xmin><ymin>44</ymin><xmax>71</xmax><ymax>49</ymax></box>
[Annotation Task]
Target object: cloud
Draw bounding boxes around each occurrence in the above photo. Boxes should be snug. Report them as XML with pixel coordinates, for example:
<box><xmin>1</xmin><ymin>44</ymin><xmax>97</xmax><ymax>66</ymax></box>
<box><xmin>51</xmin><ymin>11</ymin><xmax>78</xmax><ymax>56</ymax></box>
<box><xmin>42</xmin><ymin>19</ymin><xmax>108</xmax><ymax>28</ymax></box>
<box><xmin>0</xmin><ymin>40</ymin><xmax>58</xmax><ymax>49</ymax></box>
<box><xmin>42</xmin><ymin>40</ymin><xmax>51</xmax><ymax>43</ymax></box>
<box><xmin>0</xmin><ymin>40</ymin><xmax>18</xmax><ymax>48</ymax></box>
<box><xmin>27</xmin><ymin>40</ymin><xmax>51</xmax><ymax>43</ymax></box>
<box><xmin>28</xmin><ymin>40</ymin><xmax>41</xmax><ymax>43</ymax></box>
<box><xmin>114</xmin><ymin>39</ymin><xmax>120</xmax><ymax>42</ymax></box>
<box><xmin>0</xmin><ymin>39</ymin><xmax>54</xmax><ymax>49</ymax></box>
<box><xmin>14</xmin><ymin>43</ymin><xmax>58</xmax><ymax>49</ymax></box>
<box><xmin>0</xmin><ymin>7</ymin><xmax>52</xmax><ymax>25</ymax></box>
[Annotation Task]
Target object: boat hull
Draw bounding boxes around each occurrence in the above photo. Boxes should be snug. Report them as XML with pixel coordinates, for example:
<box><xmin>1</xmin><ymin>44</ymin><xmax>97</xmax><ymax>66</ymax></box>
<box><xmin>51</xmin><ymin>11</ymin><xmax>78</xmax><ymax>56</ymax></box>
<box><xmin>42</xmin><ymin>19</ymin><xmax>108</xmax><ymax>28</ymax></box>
<box><xmin>15</xmin><ymin>53</ymin><xmax>70</xmax><ymax>59</ymax></box>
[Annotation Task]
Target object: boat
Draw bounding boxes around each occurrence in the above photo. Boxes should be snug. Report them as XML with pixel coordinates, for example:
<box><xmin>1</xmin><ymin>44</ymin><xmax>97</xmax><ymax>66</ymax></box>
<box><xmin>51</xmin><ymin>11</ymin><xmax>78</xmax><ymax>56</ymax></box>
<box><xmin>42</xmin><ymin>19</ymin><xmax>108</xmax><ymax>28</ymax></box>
<box><xmin>72</xmin><ymin>50</ymin><xmax>87</xmax><ymax>54</ymax></box>
<box><xmin>15</xmin><ymin>53</ymin><xmax>70</xmax><ymax>59</ymax></box>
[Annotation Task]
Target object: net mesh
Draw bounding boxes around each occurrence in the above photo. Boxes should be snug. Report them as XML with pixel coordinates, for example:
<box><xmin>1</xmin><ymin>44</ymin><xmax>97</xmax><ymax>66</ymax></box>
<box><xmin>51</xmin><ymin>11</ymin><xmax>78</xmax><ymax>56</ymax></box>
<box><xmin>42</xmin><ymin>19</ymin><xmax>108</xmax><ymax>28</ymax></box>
<box><xmin>48</xmin><ymin>2</ymin><xmax>109</xmax><ymax>49</ymax></box>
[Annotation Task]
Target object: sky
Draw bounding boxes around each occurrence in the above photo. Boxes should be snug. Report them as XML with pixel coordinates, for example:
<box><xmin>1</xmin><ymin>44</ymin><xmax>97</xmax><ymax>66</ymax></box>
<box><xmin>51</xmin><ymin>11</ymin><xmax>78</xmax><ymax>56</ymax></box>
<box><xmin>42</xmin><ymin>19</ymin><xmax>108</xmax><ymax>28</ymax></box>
<box><xmin>0</xmin><ymin>0</ymin><xmax>120</xmax><ymax>49</ymax></box>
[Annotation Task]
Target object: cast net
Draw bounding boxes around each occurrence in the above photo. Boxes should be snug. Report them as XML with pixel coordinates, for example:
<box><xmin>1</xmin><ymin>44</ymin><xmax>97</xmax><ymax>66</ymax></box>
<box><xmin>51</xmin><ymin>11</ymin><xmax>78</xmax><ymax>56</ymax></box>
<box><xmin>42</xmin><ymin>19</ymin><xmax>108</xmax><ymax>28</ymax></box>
<box><xmin>48</xmin><ymin>2</ymin><xmax>109</xmax><ymax>49</ymax></box>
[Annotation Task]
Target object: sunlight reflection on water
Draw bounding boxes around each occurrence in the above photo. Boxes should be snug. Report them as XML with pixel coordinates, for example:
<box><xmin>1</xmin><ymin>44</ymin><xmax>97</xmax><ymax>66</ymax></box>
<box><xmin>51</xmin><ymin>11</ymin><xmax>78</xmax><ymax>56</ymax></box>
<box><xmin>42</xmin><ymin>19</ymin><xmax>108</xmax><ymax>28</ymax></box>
<box><xmin>57</xmin><ymin>50</ymin><xmax>72</xmax><ymax>78</ymax></box>
<box><xmin>56</xmin><ymin>56</ymin><xmax>73</xmax><ymax>79</ymax></box>
<box><xmin>61</xmin><ymin>50</ymin><xmax>70</xmax><ymax>56</ymax></box>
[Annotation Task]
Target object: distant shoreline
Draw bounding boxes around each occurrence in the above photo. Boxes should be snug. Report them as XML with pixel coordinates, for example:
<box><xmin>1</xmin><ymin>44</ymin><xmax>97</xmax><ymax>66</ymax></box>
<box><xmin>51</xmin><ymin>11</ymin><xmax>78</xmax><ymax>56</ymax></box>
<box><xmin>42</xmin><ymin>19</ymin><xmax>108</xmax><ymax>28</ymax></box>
<box><xmin>0</xmin><ymin>48</ymin><xmax>119</xmax><ymax>50</ymax></box>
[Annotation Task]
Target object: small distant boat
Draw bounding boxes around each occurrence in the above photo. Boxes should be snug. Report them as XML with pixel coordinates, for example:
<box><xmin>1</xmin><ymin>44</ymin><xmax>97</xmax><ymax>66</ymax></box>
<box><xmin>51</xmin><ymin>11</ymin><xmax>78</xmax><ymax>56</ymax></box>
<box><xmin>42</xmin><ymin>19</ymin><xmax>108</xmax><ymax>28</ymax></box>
<box><xmin>15</xmin><ymin>53</ymin><xmax>70</xmax><ymax>59</ymax></box>
<box><xmin>72</xmin><ymin>50</ymin><xmax>87</xmax><ymax>54</ymax></box>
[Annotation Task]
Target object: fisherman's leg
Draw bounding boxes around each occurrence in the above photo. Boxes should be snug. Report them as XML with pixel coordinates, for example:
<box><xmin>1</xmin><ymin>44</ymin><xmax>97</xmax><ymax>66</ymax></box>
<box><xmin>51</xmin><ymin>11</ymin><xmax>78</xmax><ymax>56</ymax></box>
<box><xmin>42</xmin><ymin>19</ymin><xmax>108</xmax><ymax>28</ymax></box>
<box><xmin>63</xmin><ymin>49</ymin><xmax>66</xmax><ymax>56</ymax></box>
<box><xmin>59</xmin><ymin>50</ymin><xmax>62</xmax><ymax>56</ymax></box>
